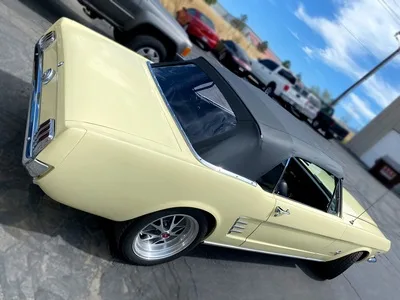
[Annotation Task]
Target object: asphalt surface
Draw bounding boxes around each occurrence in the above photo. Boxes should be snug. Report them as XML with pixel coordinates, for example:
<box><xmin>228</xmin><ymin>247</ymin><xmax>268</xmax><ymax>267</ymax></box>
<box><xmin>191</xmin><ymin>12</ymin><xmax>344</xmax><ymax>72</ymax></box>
<box><xmin>0</xmin><ymin>0</ymin><xmax>399</xmax><ymax>299</ymax></box>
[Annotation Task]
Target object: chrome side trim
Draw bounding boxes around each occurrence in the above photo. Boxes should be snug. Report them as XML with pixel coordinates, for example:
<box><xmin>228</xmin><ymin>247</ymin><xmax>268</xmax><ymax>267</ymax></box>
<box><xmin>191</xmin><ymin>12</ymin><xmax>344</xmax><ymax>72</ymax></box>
<box><xmin>202</xmin><ymin>241</ymin><xmax>324</xmax><ymax>262</ymax></box>
<box><xmin>147</xmin><ymin>62</ymin><xmax>257</xmax><ymax>187</ymax></box>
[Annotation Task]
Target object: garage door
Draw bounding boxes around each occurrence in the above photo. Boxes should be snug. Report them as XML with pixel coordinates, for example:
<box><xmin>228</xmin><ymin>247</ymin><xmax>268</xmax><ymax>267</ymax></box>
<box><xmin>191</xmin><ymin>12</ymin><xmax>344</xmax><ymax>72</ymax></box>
<box><xmin>360</xmin><ymin>130</ymin><xmax>400</xmax><ymax>168</ymax></box>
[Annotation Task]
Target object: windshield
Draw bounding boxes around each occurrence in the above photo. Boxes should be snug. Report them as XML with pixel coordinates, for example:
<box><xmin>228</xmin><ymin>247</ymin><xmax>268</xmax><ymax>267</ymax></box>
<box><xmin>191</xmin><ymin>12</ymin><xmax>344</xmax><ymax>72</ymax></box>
<box><xmin>277</xmin><ymin>69</ymin><xmax>296</xmax><ymax>85</ymax></box>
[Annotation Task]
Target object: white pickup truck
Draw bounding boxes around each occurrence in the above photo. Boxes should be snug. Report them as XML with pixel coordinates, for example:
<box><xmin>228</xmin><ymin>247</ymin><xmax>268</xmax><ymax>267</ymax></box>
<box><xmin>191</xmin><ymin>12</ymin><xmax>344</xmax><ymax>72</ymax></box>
<box><xmin>247</xmin><ymin>59</ymin><xmax>297</xmax><ymax>102</ymax></box>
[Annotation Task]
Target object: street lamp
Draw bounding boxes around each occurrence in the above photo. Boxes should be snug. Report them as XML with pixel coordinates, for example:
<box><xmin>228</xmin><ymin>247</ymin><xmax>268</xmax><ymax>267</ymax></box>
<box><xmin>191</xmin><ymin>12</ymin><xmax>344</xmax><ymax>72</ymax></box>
<box><xmin>331</xmin><ymin>32</ymin><xmax>400</xmax><ymax>106</ymax></box>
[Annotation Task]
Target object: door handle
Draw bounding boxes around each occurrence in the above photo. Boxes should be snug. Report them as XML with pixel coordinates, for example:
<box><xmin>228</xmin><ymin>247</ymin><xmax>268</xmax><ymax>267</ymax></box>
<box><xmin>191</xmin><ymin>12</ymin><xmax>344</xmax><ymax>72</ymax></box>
<box><xmin>274</xmin><ymin>206</ymin><xmax>290</xmax><ymax>217</ymax></box>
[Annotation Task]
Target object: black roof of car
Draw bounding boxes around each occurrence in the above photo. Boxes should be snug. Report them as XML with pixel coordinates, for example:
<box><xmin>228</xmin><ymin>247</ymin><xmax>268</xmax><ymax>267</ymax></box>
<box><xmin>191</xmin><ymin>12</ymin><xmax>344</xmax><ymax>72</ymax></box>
<box><xmin>152</xmin><ymin>58</ymin><xmax>344</xmax><ymax>180</ymax></box>
<box><xmin>217</xmin><ymin>66</ymin><xmax>344</xmax><ymax>178</ymax></box>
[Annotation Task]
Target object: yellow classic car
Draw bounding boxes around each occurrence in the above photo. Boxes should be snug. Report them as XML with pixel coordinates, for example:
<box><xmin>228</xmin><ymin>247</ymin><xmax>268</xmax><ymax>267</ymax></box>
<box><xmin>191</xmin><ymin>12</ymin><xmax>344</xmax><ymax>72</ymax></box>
<box><xmin>22</xmin><ymin>18</ymin><xmax>390</xmax><ymax>280</ymax></box>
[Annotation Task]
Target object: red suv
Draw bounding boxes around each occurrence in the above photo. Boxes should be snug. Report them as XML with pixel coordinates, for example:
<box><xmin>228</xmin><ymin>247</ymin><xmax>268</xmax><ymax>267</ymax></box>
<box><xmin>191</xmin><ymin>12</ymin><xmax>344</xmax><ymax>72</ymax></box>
<box><xmin>177</xmin><ymin>8</ymin><xmax>219</xmax><ymax>51</ymax></box>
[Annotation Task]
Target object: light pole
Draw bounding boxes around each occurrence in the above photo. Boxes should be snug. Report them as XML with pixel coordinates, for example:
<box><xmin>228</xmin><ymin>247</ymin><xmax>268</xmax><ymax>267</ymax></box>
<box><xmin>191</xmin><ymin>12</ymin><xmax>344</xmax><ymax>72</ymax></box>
<box><xmin>331</xmin><ymin>32</ymin><xmax>400</xmax><ymax>107</ymax></box>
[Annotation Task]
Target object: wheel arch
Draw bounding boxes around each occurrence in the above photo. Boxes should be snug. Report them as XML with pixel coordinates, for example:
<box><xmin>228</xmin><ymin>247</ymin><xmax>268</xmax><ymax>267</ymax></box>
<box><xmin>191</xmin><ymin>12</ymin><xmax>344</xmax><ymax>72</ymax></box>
<box><xmin>121</xmin><ymin>23</ymin><xmax>177</xmax><ymax>60</ymax></box>
<box><xmin>119</xmin><ymin>204</ymin><xmax>220</xmax><ymax>239</ymax></box>
<box><xmin>325</xmin><ymin>247</ymin><xmax>372</xmax><ymax>262</ymax></box>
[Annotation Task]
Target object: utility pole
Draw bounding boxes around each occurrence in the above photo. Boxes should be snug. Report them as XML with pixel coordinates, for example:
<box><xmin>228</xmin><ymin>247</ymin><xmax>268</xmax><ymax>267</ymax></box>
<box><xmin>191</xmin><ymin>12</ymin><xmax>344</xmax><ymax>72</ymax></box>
<box><xmin>331</xmin><ymin>32</ymin><xmax>400</xmax><ymax>107</ymax></box>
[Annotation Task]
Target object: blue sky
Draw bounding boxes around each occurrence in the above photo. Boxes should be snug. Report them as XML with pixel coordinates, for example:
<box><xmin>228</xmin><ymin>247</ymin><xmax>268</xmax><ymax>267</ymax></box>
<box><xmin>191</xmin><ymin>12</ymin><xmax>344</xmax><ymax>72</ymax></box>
<box><xmin>218</xmin><ymin>0</ymin><xmax>400</xmax><ymax>132</ymax></box>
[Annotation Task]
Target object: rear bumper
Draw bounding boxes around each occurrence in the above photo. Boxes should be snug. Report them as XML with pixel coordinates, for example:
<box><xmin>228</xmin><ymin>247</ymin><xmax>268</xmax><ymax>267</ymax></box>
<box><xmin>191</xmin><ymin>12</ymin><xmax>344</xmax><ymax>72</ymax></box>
<box><xmin>22</xmin><ymin>36</ymin><xmax>53</xmax><ymax>178</ymax></box>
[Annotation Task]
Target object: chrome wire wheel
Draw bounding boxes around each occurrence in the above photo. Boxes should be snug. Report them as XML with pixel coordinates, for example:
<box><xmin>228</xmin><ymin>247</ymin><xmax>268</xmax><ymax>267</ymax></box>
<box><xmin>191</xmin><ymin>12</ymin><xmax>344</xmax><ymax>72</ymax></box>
<box><xmin>136</xmin><ymin>47</ymin><xmax>160</xmax><ymax>63</ymax></box>
<box><xmin>132</xmin><ymin>214</ymin><xmax>199</xmax><ymax>261</ymax></box>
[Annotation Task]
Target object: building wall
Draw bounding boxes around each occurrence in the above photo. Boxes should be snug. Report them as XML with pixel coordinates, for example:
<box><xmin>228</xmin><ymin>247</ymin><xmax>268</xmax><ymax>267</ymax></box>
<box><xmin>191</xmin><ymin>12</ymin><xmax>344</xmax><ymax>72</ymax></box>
<box><xmin>347</xmin><ymin>96</ymin><xmax>400</xmax><ymax>156</ymax></box>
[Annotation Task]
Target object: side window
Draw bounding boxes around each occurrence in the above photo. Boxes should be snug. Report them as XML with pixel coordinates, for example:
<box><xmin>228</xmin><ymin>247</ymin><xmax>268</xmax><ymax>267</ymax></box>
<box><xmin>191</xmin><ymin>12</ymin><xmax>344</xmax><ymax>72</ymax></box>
<box><xmin>274</xmin><ymin>158</ymin><xmax>340</xmax><ymax>215</ymax></box>
<box><xmin>259</xmin><ymin>59</ymin><xmax>279</xmax><ymax>71</ymax></box>
<box><xmin>277</xmin><ymin>69</ymin><xmax>296</xmax><ymax>85</ymax></box>
<box><xmin>187</xmin><ymin>8</ymin><xmax>197</xmax><ymax>16</ymax></box>
<box><xmin>257</xmin><ymin>161</ymin><xmax>287</xmax><ymax>192</ymax></box>
<box><xmin>152</xmin><ymin>64</ymin><xmax>237</xmax><ymax>148</ymax></box>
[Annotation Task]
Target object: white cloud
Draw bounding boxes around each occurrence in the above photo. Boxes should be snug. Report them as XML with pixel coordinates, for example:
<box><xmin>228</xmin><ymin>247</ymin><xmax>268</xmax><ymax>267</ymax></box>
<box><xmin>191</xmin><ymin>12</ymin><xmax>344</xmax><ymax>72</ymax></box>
<box><xmin>349</xmin><ymin>94</ymin><xmax>376</xmax><ymax>119</ymax></box>
<box><xmin>302</xmin><ymin>46</ymin><xmax>314</xmax><ymax>58</ymax></box>
<box><xmin>287</xmin><ymin>27</ymin><xmax>300</xmax><ymax>41</ymax></box>
<box><xmin>295</xmin><ymin>0</ymin><xmax>400</xmax><ymax>111</ymax></box>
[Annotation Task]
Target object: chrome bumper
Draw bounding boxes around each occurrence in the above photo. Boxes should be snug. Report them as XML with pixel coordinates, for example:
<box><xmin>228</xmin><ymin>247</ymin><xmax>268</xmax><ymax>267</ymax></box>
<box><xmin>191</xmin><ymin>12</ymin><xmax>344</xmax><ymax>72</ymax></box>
<box><xmin>22</xmin><ymin>39</ymin><xmax>50</xmax><ymax>178</ymax></box>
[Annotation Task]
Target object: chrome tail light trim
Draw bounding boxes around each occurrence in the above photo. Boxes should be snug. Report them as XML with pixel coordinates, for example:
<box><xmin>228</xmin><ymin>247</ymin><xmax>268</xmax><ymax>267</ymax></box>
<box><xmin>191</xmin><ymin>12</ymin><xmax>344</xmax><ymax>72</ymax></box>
<box><xmin>22</xmin><ymin>35</ymin><xmax>54</xmax><ymax>178</ymax></box>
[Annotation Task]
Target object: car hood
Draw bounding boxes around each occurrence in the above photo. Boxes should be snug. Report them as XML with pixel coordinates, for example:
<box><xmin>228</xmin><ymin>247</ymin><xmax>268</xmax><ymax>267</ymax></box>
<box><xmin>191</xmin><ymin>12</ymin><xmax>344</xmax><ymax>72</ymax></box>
<box><xmin>59</xmin><ymin>19</ymin><xmax>180</xmax><ymax>150</ymax></box>
<box><xmin>342</xmin><ymin>188</ymin><xmax>377</xmax><ymax>226</ymax></box>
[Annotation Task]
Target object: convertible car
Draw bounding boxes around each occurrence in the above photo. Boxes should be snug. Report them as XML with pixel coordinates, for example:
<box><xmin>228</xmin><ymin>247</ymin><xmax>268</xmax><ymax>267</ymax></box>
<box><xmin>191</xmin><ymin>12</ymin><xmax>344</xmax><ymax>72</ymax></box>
<box><xmin>23</xmin><ymin>19</ymin><xmax>390</xmax><ymax>280</ymax></box>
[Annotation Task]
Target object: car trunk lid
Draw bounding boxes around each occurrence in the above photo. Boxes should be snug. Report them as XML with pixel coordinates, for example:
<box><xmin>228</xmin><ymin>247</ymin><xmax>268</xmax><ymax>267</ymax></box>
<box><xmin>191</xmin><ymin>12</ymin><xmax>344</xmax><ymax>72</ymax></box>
<box><xmin>59</xmin><ymin>19</ymin><xmax>180</xmax><ymax>149</ymax></box>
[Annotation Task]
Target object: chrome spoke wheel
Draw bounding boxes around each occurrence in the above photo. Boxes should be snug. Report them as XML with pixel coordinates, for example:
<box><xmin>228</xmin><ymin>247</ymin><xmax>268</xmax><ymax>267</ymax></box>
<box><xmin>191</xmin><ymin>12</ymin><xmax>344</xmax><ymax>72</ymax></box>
<box><xmin>133</xmin><ymin>214</ymin><xmax>199</xmax><ymax>260</ymax></box>
<box><xmin>136</xmin><ymin>47</ymin><xmax>160</xmax><ymax>63</ymax></box>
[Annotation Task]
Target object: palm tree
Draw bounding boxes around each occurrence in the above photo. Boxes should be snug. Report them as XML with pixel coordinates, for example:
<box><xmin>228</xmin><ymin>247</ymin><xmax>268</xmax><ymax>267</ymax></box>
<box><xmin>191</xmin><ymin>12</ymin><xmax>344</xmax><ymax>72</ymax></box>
<box><xmin>204</xmin><ymin>0</ymin><xmax>217</xmax><ymax>4</ymax></box>
<box><xmin>257</xmin><ymin>41</ymin><xmax>268</xmax><ymax>53</ymax></box>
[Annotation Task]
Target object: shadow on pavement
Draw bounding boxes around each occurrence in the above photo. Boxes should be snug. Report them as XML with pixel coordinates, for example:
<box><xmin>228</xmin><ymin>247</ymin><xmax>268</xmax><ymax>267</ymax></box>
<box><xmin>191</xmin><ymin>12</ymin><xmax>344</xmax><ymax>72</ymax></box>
<box><xmin>188</xmin><ymin>244</ymin><xmax>324</xmax><ymax>281</ymax></box>
<box><xmin>0</xmin><ymin>69</ymin><xmax>113</xmax><ymax>261</ymax></box>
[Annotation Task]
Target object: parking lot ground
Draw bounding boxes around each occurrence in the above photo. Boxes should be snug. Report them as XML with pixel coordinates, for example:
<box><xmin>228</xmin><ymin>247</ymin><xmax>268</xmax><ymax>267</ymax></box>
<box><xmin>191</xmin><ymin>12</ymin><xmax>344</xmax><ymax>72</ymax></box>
<box><xmin>0</xmin><ymin>0</ymin><xmax>400</xmax><ymax>299</ymax></box>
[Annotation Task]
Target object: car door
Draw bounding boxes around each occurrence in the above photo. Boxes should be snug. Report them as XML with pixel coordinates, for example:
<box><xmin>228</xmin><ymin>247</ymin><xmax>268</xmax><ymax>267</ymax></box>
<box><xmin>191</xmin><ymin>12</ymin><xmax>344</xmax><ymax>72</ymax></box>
<box><xmin>242</xmin><ymin>158</ymin><xmax>348</xmax><ymax>260</ymax></box>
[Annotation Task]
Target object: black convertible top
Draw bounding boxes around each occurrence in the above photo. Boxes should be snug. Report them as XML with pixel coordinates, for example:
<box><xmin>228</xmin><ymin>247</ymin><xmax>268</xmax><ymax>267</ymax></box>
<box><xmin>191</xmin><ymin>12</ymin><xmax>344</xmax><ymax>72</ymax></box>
<box><xmin>217</xmin><ymin>66</ymin><xmax>343</xmax><ymax>179</ymax></box>
<box><xmin>151</xmin><ymin>58</ymin><xmax>344</xmax><ymax>181</ymax></box>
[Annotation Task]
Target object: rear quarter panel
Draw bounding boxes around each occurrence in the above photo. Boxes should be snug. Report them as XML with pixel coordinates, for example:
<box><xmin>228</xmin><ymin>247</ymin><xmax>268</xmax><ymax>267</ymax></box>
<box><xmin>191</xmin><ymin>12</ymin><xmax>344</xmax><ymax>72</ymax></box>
<box><xmin>37</xmin><ymin>129</ymin><xmax>275</xmax><ymax>247</ymax></box>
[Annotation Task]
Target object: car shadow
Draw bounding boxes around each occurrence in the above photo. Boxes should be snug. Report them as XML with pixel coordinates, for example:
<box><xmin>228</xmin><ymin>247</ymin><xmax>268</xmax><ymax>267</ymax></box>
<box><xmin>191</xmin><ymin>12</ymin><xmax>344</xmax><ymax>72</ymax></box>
<box><xmin>187</xmin><ymin>244</ymin><xmax>324</xmax><ymax>281</ymax></box>
<box><xmin>17</xmin><ymin>0</ymin><xmax>112</xmax><ymax>38</ymax></box>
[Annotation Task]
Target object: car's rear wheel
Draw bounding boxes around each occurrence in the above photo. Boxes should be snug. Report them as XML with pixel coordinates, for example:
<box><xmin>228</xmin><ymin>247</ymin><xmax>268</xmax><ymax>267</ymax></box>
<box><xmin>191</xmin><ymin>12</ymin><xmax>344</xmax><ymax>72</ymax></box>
<box><xmin>115</xmin><ymin>208</ymin><xmax>208</xmax><ymax>265</ymax></box>
<box><xmin>316</xmin><ymin>252</ymin><xmax>363</xmax><ymax>280</ymax></box>
<box><xmin>124</xmin><ymin>35</ymin><xmax>167</xmax><ymax>63</ymax></box>
<box><xmin>264</xmin><ymin>83</ymin><xmax>276</xmax><ymax>98</ymax></box>
<box><xmin>312</xmin><ymin>119</ymin><xmax>320</xmax><ymax>129</ymax></box>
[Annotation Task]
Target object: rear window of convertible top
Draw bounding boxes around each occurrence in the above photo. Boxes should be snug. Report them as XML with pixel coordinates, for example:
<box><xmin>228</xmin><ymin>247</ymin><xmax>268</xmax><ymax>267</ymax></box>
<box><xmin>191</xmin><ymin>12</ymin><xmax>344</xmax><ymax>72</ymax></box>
<box><xmin>152</xmin><ymin>64</ymin><xmax>237</xmax><ymax>147</ymax></box>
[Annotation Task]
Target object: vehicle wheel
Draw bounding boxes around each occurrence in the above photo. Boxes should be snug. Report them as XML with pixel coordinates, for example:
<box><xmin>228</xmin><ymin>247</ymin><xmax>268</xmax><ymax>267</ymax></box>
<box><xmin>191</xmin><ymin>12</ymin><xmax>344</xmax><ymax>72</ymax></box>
<box><xmin>312</xmin><ymin>119</ymin><xmax>320</xmax><ymax>129</ymax></box>
<box><xmin>125</xmin><ymin>35</ymin><xmax>167</xmax><ymax>63</ymax></box>
<box><xmin>325</xmin><ymin>132</ymin><xmax>334</xmax><ymax>140</ymax></box>
<box><xmin>264</xmin><ymin>83</ymin><xmax>276</xmax><ymax>97</ymax></box>
<box><xmin>114</xmin><ymin>208</ymin><xmax>208</xmax><ymax>265</ymax></box>
<box><xmin>316</xmin><ymin>252</ymin><xmax>363</xmax><ymax>280</ymax></box>
<box><xmin>290</xmin><ymin>106</ymin><xmax>305</xmax><ymax>120</ymax></box>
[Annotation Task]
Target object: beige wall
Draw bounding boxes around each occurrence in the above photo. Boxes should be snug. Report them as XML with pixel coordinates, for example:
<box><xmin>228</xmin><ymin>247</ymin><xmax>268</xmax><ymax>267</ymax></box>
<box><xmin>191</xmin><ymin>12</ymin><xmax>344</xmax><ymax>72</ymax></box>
<box><xmin>347</xmin><ymin>96</ymin><xmax>400</xmax><ymax>157</ymax></box>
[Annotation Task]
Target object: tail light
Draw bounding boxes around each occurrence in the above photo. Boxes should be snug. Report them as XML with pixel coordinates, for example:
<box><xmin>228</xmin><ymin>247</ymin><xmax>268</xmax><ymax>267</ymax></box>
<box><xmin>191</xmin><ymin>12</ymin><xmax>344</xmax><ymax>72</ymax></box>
<box><xmin>283</xmin><ymin>85</ymin><xmax>290</xmax><ymax>92</ymax></box>
<box><xmin>33</xmin><ymin>119</ymin><xmax>55</xmax><ymax>157</ymax></box>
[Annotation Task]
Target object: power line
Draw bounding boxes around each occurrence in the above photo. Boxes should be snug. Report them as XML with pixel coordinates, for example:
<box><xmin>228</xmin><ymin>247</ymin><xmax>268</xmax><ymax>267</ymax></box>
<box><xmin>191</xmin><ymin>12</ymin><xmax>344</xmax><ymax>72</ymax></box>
<box><xmin>338</xmin><ymin>20</ymin><xmax>378</xmax><ymax>57</ymax></box>
<box><xmin>377</xmin><ymin>0</ymin><xmax>400</xmax><ymax>26</ymax></box>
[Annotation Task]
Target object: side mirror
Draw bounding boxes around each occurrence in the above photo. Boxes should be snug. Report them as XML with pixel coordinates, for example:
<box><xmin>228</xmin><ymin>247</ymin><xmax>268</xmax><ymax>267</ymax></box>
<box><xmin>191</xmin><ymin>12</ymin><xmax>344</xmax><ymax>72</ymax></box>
<box><xmin>276</xmin><ymin>180</ymin><xmax>288</xmax><ymax>197</ymax></box>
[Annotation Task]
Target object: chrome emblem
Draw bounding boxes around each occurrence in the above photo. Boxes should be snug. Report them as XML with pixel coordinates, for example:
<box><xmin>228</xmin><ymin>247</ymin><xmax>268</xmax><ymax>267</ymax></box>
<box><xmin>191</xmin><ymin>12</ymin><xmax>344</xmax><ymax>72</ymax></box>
<box><xmin>42</xmin><ymin>68</ymin><xmax>55</xmax><ymax>85</ymax></box>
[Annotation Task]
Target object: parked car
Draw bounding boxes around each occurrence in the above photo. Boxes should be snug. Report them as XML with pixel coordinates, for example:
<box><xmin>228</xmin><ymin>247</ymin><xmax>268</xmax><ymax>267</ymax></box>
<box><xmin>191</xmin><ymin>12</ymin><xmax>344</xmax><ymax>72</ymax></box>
<box><xmin>77</xmin><ymin>0</ymin><xmax>192</xmax><ymax>62</ymax></box>
<box><xmin>247</xmin><ymin>59</ymin><xmax>297</xmax><ymax>104</ymax></box>
<box><xmin>176</xmin><ymin>7</ymin><xmax>219</xmax><ymax>51</ymax></box>
<box><xmin>24</xmin><ymin>19</ymin><xmax>390</xmax><ymax>279</ymax></box>
<box><xmin>311</xmin><ymin>103</ymin><xmax>349</xmax><ymax>140</ymax></box>
<box><xmin>214</xmin><ymin>40</ymin><xmax>251</xmax><ymax>77</ymax></box>
<box><xmin>290</xmin><ymin>89</ymin><xmax>321</xmax><ymax>121</ymax></box>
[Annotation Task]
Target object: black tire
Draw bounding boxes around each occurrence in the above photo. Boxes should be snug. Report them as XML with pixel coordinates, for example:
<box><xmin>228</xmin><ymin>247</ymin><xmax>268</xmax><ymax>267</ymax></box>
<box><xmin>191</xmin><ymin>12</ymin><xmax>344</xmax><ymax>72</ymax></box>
<box><xmin>124</xmin><ymin>35</ymin><xmax>167</xmax><ymax>63</ymax></box>
<box><xmin>317</xmin><ymin>252</ymin><xmax>363</xmax><ymax>280</ymax></box>
<box><xmin>264</xmin><ymin>83</ymin><xmax>276</xmax><ymax>98</ymax></box>
<box><xmin>114</xmin><ymin>208</ymin><xmax>208</xmax><ymax>266</ymax></box>
<box><xmin>312</xmin><ymin>119</ymin><xmax>320</xmax><ymax>129</ymax></box>
<box><xmin>290</xmin><ymin>106</ymin><xmax>306</xmax><ymax>120</ymax></box>
<box><xmin>325</xmin><ymin>132</ymin><xmax>334</xmax><ymax>140</ymax></box>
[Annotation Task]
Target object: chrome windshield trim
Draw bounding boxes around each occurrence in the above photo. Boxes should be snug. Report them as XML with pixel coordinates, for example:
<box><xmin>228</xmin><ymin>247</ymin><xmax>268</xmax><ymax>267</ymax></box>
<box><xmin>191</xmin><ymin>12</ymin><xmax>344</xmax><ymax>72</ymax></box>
<box><xmin>203</xmin><ymin>241</ymin><xmax>324</xmax><ymax>262</ymax></box>
<box><xmin>147</xmin><ymin>62</ymin><xmax>257</xmax><ymax>187</ymax></box>
<box><xmin>23</xmin><ymin>40</ymin><xmax>44</xmax><ymax>164</ymax></box>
